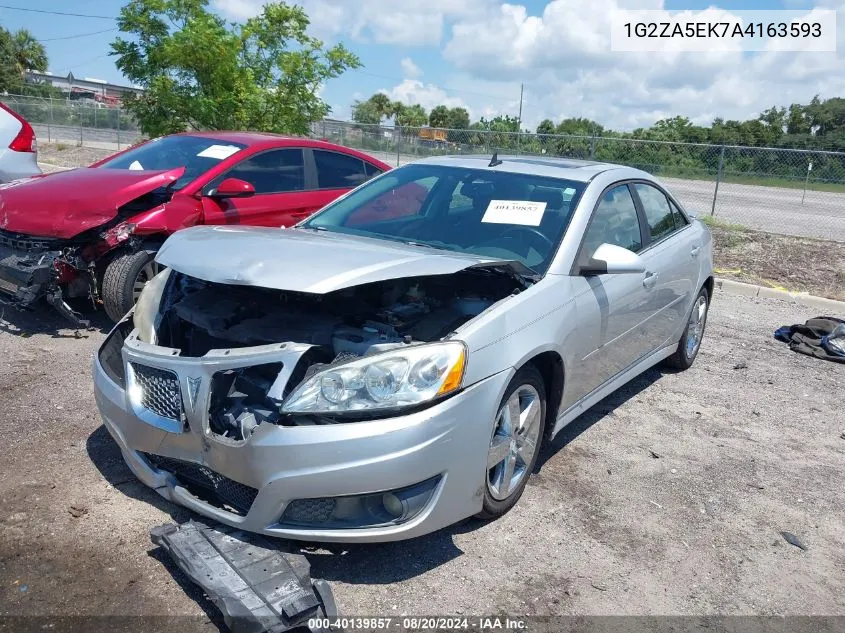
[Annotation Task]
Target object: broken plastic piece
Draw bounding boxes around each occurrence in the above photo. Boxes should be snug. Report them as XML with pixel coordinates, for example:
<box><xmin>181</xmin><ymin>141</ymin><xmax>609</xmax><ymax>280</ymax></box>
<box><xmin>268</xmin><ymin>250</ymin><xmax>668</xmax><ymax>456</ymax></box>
<box><xmin>150</xmin><ymin>520</ymin><xmax>337</xmax><ymax>633</ymax></box>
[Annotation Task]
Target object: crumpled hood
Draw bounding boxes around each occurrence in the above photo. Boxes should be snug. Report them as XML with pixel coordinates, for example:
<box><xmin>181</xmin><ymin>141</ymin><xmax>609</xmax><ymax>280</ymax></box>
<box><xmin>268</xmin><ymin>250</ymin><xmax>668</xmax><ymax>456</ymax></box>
<box><xmin>156</xmin><ymin>225</ymin><xmax>531</xmax><ymax>294</ymax></box>
<box><xmin>0</xmin><ymin>167</ymin><xmax>185</xmax><ymax>239</ymax></box>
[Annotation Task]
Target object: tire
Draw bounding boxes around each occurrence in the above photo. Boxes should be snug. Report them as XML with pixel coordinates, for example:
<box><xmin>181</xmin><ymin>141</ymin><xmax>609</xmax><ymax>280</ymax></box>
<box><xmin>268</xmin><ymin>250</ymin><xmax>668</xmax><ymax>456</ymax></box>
<box><xmin>664</xmin><ymin>286</ymin><xmax>710</xmax><ymax>370</ymax></box>
<box><xmin>476</xmin><ymin>364</ymin><xmax>547</xmax><ymax>520</ymax></box>
<box><xmin>102</xmin><ymin>250</ymin><xmax>161</xmax><ymax>323</ymax></box>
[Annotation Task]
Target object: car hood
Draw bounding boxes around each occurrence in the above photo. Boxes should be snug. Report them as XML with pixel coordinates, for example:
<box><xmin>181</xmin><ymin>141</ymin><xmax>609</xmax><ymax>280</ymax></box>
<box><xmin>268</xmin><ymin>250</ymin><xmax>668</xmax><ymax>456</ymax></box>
<box><xmin>156</xmin><ymin>225</ymin><xmax>534</xmax><ymax>294</ymax></box>
<box><xmin>0</xmin><ymin>167</ymin><xmax>185</xmax><ymax>239</ymax></box>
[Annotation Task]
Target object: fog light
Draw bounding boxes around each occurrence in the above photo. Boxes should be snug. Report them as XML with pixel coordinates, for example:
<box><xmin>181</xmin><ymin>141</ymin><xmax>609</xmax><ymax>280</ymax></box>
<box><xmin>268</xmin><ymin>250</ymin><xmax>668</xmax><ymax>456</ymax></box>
<box><xmin>382</xmin><ymin>493</ymin><xmax>403</xmax><ymax>517</ymax></box>
<box><xmin>280</xmin><ymin>475</ymin><xmax>441</xmax><ymax>529</ymax></box>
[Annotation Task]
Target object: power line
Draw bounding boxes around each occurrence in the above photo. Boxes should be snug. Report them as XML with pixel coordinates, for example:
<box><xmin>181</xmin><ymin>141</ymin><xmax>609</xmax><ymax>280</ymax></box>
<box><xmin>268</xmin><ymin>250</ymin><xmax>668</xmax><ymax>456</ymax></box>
<box><xmin>0</xmin><ymin>4</ymin><xmax>116</xmax><ymax>19</ymax></box>
<box><xmin>39</xmin><ymin>28</ymin><xmax>118</xmax><ymax>42</ymax></box>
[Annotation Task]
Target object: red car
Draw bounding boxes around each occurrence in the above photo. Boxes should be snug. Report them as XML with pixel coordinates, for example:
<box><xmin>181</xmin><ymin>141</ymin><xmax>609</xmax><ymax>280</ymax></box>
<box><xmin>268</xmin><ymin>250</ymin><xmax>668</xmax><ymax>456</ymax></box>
<box><xmin>0</xmin><ymin>133</ymin><xmax>391</xmax><ymax>325</ymax></box>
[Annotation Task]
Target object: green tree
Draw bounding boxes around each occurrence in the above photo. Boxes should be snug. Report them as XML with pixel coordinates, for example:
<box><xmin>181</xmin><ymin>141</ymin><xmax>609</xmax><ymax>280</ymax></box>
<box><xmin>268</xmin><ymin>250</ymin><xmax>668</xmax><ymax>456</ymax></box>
<box><xmin>536</xmin><ymin>119</ymin><xmax>555</xmax><ymax>135</ymax></box>
<box><xmin>11</xmin><ymin>29</ymin><xmax>47</xmax><ymax>79</ymax></box>
<box><xmin>445</xmin><ymin>107</ymin><xmax>470</xmax><ymax>130</ymax></box>
<box><xmin>0</xmin><ymin>28</ymin><xmax>18</xmax><ymax>92</ymax></box>
<box><xmin>429</xmin><ymin>104</ymin><xmax>449</xmax><ymax>128</ymax></box>
<box><xmin>786</xmin><ymin>104</ymin><xmax>808</xmax><ymax>135</ymax></box>
<box><xmin>351</xmin><ymin>98</ymin><xmax>381</xmax><ymax>125</ymax></box>
<box><xmin>111</xmin><ymin>0</ymin><xmax>360</xmax><ymax>137</ymax></box>
<box><xmin>395</xmin><ymin>103</ymin><xmax>427</xmax><ymax>127</ymax></box>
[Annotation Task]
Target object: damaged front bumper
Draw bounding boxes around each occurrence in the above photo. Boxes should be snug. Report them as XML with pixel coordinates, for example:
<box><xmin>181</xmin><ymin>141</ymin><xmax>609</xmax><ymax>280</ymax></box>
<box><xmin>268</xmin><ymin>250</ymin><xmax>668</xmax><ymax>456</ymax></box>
<box><xmin>0</xmin><ymin>237</ymin><xmax>90</xmax><ymax>328</ymax></box>
<box><xmin>93</xmin><ymin>320</ymin><xmax>512</xmax><ymax>542</ymax></box>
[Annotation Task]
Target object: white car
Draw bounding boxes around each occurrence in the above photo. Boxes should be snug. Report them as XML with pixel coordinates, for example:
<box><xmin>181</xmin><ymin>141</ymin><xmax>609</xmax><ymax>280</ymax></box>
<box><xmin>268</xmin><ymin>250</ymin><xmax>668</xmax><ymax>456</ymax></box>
<box><xmin>0</xmin><ymin>102</ymin><xmax>41</xmax><ymax>183</ymax></box>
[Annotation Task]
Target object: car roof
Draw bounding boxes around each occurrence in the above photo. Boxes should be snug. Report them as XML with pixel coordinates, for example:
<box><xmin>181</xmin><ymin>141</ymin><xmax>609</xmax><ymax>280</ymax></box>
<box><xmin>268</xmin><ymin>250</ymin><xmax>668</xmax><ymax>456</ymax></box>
<box><xmin>411</xmin><ymin>154</ymin><xmax>647</xmax><ymax>183</ymax></box>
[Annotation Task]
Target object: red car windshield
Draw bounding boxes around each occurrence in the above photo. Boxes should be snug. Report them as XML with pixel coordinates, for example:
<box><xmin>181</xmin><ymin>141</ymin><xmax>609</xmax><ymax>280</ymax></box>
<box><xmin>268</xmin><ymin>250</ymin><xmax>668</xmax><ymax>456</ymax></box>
<box><xmin>97</xmin><ymin>135</ymin><xmax>247</xmax><ymax>189</ymax></box>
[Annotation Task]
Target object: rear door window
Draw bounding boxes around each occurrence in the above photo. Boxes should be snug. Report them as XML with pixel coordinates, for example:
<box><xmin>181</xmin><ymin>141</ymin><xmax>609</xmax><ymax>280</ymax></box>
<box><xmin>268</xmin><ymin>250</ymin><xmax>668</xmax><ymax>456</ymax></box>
<box><xmin>314</xmin><ymin>150</ymin><xmax>369</xmax><ymax>189</ymax></box>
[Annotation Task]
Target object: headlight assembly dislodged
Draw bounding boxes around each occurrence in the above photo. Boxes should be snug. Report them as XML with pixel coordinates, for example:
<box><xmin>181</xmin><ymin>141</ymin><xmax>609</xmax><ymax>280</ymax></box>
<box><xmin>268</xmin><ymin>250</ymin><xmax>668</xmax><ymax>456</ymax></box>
<box><xmin>134</xmin><ymin>266</ymin><xmax>171</xmax><ymax>344</ymax></box>
<box><xmin>282</xmin><ymin>341</ymin><xmax>466</xmax><ymax>415</ymax></box>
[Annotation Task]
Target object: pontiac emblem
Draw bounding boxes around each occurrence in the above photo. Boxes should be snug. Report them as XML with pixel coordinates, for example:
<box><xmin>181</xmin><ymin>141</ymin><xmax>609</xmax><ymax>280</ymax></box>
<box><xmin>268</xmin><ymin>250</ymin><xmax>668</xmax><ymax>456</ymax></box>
<box><xmin>186</xmin><ymin>376</ymin><xmax>202</xmax><ymax>412</ymax></box>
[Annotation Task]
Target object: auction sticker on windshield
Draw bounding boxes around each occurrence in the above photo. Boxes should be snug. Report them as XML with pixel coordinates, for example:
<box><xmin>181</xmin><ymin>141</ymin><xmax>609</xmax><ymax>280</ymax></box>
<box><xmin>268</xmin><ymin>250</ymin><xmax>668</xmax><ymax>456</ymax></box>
<box><xmin>482</xmin><ymin>200</ymin><xmax>547</xmax><ymax>226</ymax></box>
<box><xmin>197</xmin><ymin>144</ymin><xmax>242</xmax><ymax>160</ymax></box>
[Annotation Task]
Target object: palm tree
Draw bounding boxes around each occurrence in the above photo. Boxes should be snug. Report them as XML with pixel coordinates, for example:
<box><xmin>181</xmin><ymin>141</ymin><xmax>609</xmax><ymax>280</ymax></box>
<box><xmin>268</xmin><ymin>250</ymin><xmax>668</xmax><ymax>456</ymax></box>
<box><xmin>369</xmin><ymin>92</ymin><xmax>392</xmax><ymax>123</ymax></box>
<box><xmin>12</xmin><ymin>29</ymin><xmax>47</xmax><ymax>79</ymax></box>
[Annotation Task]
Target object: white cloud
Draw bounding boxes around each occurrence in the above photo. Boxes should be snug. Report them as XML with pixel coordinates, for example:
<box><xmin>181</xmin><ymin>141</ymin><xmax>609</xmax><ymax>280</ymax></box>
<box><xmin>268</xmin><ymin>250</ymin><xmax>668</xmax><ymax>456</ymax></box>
<box><xmin>400</xmin><ymin>57</ymin><xmax>423</xmax><ymax>79</ymax></box>
<box><xmin>381</xmin><ymin>79</ymin><xmax>469</xmax><ymax>113</ymax></box>
<box><xmin>213</xmin><ymin>0</ymin><xmax>491</xmax><ymax>46</ymax></box>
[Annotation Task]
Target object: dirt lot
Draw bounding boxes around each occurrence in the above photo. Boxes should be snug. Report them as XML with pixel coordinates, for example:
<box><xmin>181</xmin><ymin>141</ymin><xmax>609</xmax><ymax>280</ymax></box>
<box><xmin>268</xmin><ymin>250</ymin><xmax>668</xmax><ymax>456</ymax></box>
<box><xmin>0</xmin><ymin>290</ymin><xmax>843</xmax><ymax>629</ymax></box>
<box><xmin>707</xmin><ymin>220</ymin><xmax>845</xmax><ymax>301</ymax></box>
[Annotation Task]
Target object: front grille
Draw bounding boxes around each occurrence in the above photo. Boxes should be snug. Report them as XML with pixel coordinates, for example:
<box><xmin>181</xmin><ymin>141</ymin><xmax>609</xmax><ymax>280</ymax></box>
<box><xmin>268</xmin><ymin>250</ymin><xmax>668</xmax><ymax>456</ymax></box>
<box><xmin>0</xmin><ymin>228</ymin><xmax>62</xmax><ymax>253</ymax></box>
<box><xmin>141</xmin><ymin>453</ymin><xmax>259</xmax><ymax>516</ymax></box>
<box><xmin>130</xmin><ymin>363</ymin><xmax>183</xmax><ymax>421</ymax></box>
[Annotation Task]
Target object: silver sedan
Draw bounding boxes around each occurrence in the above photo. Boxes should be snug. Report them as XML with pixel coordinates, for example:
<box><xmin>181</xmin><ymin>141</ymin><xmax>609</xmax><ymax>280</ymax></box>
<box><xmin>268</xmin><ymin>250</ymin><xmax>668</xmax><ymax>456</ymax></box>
<box><xmin>93</xmin><ymin>155</ymin><xmax>713</xmax><ymax>542</ymax></box>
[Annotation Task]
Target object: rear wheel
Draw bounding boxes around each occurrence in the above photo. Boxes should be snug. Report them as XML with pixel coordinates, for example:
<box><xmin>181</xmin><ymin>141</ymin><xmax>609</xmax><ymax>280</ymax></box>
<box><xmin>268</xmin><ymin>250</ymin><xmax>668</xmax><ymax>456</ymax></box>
<box><xmin>102</xmin><ymin>250</ymin><xmax>161</xmax><ymax>322</ymax></box>
<box><xmin>664</xmin><ymin>286</ymin><xmax>709</xmax><ymax>370</ymax></box>
<box><xmin>476</xmin><ymin>365</ymin><xmax>546</xmax><ymax>520</ymax></box>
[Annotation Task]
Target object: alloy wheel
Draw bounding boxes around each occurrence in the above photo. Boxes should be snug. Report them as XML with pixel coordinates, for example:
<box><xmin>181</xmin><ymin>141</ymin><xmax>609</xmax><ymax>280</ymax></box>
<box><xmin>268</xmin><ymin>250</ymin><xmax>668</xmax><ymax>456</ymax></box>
<box><xmin>684</xmin><ymin>294</ymin><xmax>708</xmax><ymax>359</ymax></box>
<box><xmin>487</xmin><ymin>384</ymin><xmax>543</xmax><ymax>501</ymax></box>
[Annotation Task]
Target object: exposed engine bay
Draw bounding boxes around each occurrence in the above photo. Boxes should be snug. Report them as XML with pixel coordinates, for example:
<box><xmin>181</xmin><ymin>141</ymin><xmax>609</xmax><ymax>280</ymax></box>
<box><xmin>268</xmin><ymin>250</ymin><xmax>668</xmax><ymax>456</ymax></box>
<box><xmin>151</xmin><ymin>268</ymin><xmax>524</xmax><ymax>439</ymax></box>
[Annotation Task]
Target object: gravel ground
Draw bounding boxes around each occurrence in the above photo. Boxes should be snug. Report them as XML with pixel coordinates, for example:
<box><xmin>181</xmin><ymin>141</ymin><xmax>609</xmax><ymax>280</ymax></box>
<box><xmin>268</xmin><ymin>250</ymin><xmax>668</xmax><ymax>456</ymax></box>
<box><xmin>0</xmin><ymin>290</ymin><xmax>843</xmax><ymax>628</ymax></box>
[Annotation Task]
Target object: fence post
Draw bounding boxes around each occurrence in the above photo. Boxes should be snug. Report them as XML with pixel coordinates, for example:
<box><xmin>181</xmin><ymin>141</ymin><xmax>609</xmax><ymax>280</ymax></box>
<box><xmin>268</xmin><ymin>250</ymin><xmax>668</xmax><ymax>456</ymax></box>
<box><xmin>117</xmin><ymin>107</ymin><xmax>121</xmax><ymax>150</ymax></box>
<box><xmin>590</xmin><ymin>135</ymin><xmax>597</xmax><ymax>159</ymax></box>
<box><xmin>48</xmin><ymin>99</ymin><xmax>53</xmax><ymax>143</ymax></box>
<box><xmin>710</xmin><ymin>145</ymin><xmax>726</xmax><ymax>216</ymax></box>
<box><xmin>396</xmin><ymin>126</ymin><xmax>402</xmax><ymax>167</ymax></box>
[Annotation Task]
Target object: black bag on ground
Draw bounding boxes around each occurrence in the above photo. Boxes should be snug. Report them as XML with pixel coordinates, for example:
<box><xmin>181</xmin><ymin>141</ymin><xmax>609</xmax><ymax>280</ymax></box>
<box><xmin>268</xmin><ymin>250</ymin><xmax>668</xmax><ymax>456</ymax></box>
<box><xmin>774</xmin><ymin>316</ymin><xmax>845</xmax><ymax>364</ymax></box>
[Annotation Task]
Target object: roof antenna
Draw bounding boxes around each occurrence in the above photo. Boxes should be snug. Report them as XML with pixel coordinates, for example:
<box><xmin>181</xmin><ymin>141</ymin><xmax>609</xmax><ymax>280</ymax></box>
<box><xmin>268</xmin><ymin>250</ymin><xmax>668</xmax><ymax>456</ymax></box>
<box><xmin>488</xmin><ymin>151</ymin><xmax>502</xmax><ymax>167</ymax></box>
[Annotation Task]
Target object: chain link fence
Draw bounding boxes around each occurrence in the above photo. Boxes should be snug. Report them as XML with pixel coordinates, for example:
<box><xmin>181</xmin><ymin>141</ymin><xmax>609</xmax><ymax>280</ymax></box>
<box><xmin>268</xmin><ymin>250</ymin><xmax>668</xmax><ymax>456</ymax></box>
<box><xmin>1</xmin><ymin>95</ymin><xmax>841</xmax><ymax>241</ymax></box>
<box><xmin>2</xmin><ymin>94</ymin><xmax>143</xmax><ymax>151</ymax></box>
<box><xmin>311</xmin><ymin>120</ymin><xmax>845</xmax><ymax>241</ymax></box>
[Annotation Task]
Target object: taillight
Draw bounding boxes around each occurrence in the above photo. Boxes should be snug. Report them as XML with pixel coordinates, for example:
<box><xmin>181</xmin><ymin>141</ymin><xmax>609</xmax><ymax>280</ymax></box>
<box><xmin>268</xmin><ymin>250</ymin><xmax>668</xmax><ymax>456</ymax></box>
<box><xmin>1</xmin><ymin>103</ymin><xmax>37</xmax><ymax>153</ymax></box>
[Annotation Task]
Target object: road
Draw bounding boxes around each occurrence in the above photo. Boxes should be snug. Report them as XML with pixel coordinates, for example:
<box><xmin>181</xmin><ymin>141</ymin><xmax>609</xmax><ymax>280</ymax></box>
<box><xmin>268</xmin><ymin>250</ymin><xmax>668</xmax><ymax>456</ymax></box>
<box><xmin>1</xmin><ymin>290</ymin><xmax>843</xmax><ymax>628</ymax></box>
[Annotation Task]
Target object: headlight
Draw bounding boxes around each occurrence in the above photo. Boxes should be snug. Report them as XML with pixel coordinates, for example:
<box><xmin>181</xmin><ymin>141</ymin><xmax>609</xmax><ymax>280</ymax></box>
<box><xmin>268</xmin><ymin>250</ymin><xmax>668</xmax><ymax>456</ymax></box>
<box><xmin>282</xmin><ymin>341</ymin><xmax>466</xmax><ymax>415</ymax></box>
<box><xmin>134</xmin><ymin>267</ymin><xmax>171</xmax><ymax>344</ymax></box>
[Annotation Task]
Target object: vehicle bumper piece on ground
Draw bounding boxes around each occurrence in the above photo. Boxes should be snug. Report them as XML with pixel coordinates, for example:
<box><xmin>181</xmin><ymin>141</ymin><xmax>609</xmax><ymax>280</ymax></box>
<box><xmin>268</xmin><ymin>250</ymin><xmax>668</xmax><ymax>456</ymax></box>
<box><xmin>150</xmin><ymin>520</ymin><xmax>337</xmax><ymax>632</ymax></box>
<box><xmin>93</xmin><ymin>325</ymin><xmax>512</xmax><ymax>542</ymax></box>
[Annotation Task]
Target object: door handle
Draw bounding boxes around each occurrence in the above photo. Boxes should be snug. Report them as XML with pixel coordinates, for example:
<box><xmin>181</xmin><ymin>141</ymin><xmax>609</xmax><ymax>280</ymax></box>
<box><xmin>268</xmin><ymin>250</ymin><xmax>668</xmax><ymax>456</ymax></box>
<box><xmin>643</xmin><ymin>271</ymin><xmax>659</xmax><ymax>289</ymax></box>
<box><xmin>690</xmin><ymin>245</ymin><xmax>701</xmax><ymax>258</ymax></box>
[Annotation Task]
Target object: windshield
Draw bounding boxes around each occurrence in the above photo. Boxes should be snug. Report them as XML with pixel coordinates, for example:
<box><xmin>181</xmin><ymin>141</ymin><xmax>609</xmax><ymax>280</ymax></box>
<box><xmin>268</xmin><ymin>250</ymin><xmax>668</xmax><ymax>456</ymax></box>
<box><xmin>301</xmin><ymin>163</ymin><xmax>586</xmax><ymax>274</ymax></box>
<box><xmin>97</xmin><ymin>135</ymin><xmax>247</xmax><ymax>189</ymax></box>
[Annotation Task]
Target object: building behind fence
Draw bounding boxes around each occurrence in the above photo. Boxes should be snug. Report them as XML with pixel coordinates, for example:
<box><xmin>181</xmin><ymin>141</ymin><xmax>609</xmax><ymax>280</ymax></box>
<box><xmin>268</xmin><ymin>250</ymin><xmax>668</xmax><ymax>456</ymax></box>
<box><xmin>1</xmin><ymin>95</ymin><xmax>842</xmax><ymax>240</ymax></box>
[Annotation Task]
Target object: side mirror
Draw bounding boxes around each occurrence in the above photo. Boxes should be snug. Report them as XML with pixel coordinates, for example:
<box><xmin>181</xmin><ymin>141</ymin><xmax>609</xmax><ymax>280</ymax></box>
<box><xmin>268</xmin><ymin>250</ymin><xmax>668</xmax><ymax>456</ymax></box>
<box><xmin>210</xmin><ymin>177</ymin><xmax>255</xmax><ymax>198</ymax></box>
<box><xmin>579</xmin><ymin>243</ymin><xmax>646</xmax><ymax>275</ymax></box>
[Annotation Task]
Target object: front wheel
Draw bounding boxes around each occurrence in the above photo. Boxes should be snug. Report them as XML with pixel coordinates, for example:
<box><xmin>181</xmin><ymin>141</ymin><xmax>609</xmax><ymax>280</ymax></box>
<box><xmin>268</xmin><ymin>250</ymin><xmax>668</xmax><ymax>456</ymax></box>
<box><xmin>102</xmin><ymin>250</ymin><xmax>161</xmax><ymax>322</ymax></box>
<box><xmin>476</xmin><ymin>364</ymin><xmax>547</xmax><ymax>520</ymax></box>
<box><xmin>664</xmin><ymin>286</ymin><xmax>710</xmax><ymax>370</ymax></box>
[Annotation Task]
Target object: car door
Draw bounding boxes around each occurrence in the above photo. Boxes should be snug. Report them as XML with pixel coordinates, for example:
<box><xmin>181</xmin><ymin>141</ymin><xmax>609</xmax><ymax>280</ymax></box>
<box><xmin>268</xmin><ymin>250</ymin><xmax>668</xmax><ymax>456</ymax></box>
<box><xmin>630</xmin><ymin>182</ymin><xmax>700</xmax><ymax>350</ymax></box>
<box><xmin>304</xmin><ymin>148</ymin><xmax>385</xmax><ymax>212</ymax></box>
<box><xmin>200</xmin><ymin>148</ymin><xmax>317</xmax><ymax>227</ymax></box>
<box><xmin>567</xmin><ymin>183</ymin><xmax>655</xmax><ymax>403</ymax></box>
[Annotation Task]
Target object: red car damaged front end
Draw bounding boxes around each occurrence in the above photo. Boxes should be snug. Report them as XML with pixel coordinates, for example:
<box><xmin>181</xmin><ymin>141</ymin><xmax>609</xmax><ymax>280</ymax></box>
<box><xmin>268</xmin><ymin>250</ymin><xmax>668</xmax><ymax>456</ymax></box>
<box><xmin>0</xmin><ymin>166</ymin><xmax>189</xmax><ymax>327</ymax></box>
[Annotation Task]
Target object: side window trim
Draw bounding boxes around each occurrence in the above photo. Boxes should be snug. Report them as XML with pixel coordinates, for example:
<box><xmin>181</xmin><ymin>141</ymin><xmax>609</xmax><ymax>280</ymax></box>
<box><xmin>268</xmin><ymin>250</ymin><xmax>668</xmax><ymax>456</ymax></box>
<box><xmin>569</xmin><ymin>179</ymin><xmax>643</xmax><ymax>275</ymax></box>
<box><xmin>204</xmin><ymin>147</ymin><xmax>306</xmax><ymax>196</ymax></box>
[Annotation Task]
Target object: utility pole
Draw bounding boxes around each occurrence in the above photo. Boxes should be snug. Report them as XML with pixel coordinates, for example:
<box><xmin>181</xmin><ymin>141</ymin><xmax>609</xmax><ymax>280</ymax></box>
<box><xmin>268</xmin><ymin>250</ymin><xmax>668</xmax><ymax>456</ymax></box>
<box><xmin>516</xmin><ymin>83</ymin><xmax>524</xmax><ymax>155</ymax></box>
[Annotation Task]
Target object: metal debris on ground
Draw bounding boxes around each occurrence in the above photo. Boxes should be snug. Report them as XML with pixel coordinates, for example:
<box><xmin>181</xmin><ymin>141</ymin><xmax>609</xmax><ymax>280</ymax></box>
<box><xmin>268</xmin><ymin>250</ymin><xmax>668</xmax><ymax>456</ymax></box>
<box><xmin>774</xmin><ymin>316</ymin><xmax>845</xmax><ymax>364</ymax></box>
<box><xmin>780</xmin><ymin>531</ymin><xmax>808</xmax><ymax>551</ymax></box>
<box><xmin>150</xmin><ymin>520</ymin><xmax>338</xmax><ymax>633</ymax></box>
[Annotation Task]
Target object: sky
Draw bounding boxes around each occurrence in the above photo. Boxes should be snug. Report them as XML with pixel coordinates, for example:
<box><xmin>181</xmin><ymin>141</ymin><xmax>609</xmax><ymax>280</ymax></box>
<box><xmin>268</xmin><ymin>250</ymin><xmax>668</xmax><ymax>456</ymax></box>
<box><xmin>1</xmin><ymin>0</ymin><xmax>843</xmax><ymax>131</ymax></box>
